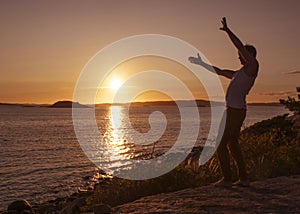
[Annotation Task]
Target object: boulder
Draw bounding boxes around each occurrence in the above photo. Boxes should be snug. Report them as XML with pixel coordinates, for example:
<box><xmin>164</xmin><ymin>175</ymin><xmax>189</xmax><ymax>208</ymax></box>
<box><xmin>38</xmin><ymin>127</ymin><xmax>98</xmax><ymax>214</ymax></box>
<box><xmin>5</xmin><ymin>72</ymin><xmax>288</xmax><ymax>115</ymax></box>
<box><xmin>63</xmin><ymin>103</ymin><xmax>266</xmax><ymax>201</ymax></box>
<box><xmin>61</xmin><ymin>197</ymin><xmax>86</xmax><ymax>214</ymax></box>
<box><xmin>35</xmin><ymin>203</ymin><xmax>56</xmax><ymax>214</ymax></box>
<box><xmin>7</xmin><ymin>200</ymin><xmax>34</xmax><ymax>213</ymax></box>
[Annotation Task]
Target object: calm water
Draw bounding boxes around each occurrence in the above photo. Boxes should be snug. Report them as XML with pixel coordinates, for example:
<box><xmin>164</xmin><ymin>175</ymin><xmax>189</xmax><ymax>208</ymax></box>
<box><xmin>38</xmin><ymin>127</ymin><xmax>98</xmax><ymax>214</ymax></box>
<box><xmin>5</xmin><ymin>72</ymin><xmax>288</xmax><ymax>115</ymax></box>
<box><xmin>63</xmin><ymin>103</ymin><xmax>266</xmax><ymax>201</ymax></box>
<box><xmin>0</xmin><ymin>105</ymin><xmax>289</xmax><ymax>209</ymax></box>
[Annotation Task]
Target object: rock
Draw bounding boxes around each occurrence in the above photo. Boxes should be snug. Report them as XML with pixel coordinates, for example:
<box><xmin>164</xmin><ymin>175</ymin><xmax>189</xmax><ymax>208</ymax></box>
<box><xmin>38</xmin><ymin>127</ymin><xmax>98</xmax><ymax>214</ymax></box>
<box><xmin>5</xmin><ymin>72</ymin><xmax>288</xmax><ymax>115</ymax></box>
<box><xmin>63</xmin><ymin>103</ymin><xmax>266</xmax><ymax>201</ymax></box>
<box><xmin>36</xmin><ymin>204</ymin><xmax>56</xmax><ymax>214</ymax></box>
<box><xmin>7</xmin><ymin>200</ymin><xmax>34</xmax><ymax>213</ymax></box>
<box><xmin>112</xmin><ymin>176</ymin><xmax>300</xmax><ymax>214</ymax></box>
<box><xmin>61</xmin><ymin>197</ymin><xmax>86</xmax><ymax>214</ymax></box>
<box><xmin>93</xmin><ymin>203</ymin><xmax>111</xmax><ymax>214</ymax></box>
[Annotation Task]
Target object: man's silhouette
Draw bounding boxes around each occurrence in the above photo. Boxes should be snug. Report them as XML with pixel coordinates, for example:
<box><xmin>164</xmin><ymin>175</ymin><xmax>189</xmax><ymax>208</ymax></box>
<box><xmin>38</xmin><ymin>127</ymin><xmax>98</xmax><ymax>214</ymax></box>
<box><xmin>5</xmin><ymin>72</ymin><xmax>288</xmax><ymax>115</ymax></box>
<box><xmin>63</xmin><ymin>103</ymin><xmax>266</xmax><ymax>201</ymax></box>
<box><xmin>189</xmin><ymin>17</ymin><xmax>259</xmax><ymax>187</ymax></box>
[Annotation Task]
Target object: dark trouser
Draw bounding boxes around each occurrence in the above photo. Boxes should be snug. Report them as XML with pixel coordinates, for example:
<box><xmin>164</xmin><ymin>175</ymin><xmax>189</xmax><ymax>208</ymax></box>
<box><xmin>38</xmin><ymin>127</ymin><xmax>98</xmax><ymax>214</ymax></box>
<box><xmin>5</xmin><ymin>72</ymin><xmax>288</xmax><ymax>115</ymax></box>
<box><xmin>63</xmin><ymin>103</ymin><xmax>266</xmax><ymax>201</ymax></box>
<box><xmin>217</xmin><ymin>107</ymin><xmax>247</xmax><ymax>181</ymax></box>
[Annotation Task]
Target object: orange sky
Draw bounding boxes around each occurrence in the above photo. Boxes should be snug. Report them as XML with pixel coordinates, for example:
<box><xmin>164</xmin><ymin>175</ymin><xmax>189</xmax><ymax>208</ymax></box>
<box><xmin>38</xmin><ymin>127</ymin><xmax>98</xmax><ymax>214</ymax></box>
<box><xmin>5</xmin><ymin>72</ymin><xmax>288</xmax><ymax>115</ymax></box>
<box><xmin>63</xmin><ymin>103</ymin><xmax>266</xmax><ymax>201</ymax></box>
<box><xmin>0</xmin><ymin>0</ymin><xmax>299</xmax><ymax>104</ymax></box>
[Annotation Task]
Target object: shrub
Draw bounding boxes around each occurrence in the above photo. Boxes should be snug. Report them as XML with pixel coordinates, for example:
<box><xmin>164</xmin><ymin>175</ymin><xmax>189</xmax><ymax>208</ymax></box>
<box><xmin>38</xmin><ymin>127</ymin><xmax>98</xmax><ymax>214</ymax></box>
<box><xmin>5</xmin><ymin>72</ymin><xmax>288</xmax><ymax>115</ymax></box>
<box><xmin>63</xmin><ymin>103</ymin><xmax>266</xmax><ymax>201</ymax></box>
<box><xmin>241</xmin><ymin>114</ymin><xmax>300</xmax><ymax>179</ymax></box>
<box><xmin>280</xmin><ymin>96</ymin><xmax>300</xmax><ymax>114</ymax></box>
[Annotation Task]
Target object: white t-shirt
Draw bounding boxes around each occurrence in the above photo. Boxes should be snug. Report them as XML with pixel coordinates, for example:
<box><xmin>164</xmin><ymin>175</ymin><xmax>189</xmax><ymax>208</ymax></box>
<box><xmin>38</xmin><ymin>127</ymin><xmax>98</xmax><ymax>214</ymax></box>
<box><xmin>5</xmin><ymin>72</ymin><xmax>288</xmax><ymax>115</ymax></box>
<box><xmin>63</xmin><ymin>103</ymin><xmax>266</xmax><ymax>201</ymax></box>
<box><xmin>226</xmin><ymin>67</ymin><xmax>257</xmax><ymax>109</ymax></box>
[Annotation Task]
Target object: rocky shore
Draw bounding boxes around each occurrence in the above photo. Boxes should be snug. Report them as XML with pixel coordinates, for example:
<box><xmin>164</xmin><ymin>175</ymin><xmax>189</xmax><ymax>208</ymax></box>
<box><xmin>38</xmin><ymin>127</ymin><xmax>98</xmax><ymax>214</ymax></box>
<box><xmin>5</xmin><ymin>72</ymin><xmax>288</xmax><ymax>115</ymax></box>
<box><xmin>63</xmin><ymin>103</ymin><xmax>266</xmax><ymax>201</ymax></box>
<box><xmin>2</xmin><ymin>175</ymin><xmax>300</xmax><ymax>213</ymax></box>
<box><xmin>113</xmin><ymin>175</ymin><xmax>300</xmax><ymax>214</ymax></box>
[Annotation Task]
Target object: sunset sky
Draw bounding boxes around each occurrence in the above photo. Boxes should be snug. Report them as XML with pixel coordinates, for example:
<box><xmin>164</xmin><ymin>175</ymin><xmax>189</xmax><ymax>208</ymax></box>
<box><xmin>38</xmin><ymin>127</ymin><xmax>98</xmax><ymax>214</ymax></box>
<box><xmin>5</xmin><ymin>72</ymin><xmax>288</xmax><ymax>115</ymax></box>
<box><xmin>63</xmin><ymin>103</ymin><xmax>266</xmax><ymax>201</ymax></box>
<box><xmin>0</xmin><ymin>0</ymin><xmax>299</xmax><ymax>104</ymax></box>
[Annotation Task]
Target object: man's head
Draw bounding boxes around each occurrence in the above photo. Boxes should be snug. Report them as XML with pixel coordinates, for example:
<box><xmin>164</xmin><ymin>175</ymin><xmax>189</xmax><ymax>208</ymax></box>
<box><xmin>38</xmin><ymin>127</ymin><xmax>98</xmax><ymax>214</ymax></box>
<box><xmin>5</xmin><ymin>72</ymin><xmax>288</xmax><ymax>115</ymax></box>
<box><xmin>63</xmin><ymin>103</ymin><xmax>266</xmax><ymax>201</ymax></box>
<box><xmin>238</xmin><ymin>45</ymin><xmax>257</xmax><ymax>65</ymax></box>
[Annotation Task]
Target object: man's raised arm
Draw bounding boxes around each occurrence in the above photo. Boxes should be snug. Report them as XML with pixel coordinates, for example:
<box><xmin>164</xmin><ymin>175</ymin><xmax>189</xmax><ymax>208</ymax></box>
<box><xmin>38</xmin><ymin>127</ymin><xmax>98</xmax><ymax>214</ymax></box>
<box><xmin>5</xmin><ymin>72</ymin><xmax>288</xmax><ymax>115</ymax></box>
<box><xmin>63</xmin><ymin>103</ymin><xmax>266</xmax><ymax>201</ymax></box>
<box><xmin>220</xmin><ymin>17</ymin><xmax>257</xmax><ymax>66</ymax></box>
<box><xmin>188</xmin><ymin>53</ymin><xmax>235</xmax><ymax>79</ymax></box>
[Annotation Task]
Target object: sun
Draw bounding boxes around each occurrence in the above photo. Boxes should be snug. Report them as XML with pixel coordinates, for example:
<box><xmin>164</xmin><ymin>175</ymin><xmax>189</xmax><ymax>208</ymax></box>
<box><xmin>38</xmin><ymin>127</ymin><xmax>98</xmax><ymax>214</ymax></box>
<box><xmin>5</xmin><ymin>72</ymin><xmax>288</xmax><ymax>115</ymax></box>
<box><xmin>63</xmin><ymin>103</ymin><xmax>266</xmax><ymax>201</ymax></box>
<box><xmin>110</xmin><ymin>79</ymin><xmax>122</xmax><ymax>90</ymax></box>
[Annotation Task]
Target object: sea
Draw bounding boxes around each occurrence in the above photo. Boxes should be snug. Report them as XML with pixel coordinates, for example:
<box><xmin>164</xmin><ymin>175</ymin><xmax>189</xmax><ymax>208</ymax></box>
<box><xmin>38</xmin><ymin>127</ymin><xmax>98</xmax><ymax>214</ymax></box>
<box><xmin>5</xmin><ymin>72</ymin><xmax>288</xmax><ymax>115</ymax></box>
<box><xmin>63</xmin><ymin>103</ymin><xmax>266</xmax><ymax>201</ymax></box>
<box><xmin>0</xmin><ymin>105</ymin><xmax>290</xmax><ymax>210</ymax></box>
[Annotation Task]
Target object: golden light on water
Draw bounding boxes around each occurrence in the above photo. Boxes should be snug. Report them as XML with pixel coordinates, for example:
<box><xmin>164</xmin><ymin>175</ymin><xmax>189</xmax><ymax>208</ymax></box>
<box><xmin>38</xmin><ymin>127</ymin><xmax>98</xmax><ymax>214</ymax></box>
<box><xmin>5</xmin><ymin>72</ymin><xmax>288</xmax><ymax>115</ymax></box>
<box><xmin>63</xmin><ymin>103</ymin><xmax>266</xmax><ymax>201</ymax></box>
<box><xmin>111</xmin><ymin>106</ymin><xmax>122</xmax><ymax>129</ymax></box>
<box><xmin>103</xmin><ymin>106</ymin><xmax>131</xmax><ymax>162</ymax></box>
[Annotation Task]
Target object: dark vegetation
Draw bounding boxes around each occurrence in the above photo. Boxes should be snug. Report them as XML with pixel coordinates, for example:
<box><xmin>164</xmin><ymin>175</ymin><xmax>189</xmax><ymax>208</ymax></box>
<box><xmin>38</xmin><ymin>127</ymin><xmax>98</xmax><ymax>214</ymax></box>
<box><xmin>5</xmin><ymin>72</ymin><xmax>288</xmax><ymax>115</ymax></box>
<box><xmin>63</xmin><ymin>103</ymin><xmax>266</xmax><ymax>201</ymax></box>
<box><xmin>280</xmin><ymin>96</ymin><xmax>300</xmax><ymax>114</ymax></box>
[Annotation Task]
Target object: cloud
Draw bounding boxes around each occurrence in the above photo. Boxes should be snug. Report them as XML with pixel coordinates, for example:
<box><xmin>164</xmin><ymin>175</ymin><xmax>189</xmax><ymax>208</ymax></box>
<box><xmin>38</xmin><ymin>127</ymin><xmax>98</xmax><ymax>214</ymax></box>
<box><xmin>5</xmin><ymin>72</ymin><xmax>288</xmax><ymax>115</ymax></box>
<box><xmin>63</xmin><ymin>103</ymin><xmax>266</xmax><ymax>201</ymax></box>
<box><xmin>284</xmin><ymin>70</ymin><xmax>300</xmax><ymax>75</ymax></box>
<box><xmin>259</xmin><ymin>91</ymin><xmax>297</xmax><ymax>97</ymax></box>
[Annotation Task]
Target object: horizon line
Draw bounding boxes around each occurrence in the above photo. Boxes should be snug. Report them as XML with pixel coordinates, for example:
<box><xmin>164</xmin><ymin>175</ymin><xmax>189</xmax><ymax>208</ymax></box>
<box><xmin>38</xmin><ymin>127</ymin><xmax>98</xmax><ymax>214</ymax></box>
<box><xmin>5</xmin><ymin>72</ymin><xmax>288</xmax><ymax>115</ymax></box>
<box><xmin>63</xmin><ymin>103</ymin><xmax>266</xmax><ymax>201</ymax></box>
<box><xmin>0</xmin><ymin>99</ymin><xmax>281</xmax><ymax>106</ymax></box>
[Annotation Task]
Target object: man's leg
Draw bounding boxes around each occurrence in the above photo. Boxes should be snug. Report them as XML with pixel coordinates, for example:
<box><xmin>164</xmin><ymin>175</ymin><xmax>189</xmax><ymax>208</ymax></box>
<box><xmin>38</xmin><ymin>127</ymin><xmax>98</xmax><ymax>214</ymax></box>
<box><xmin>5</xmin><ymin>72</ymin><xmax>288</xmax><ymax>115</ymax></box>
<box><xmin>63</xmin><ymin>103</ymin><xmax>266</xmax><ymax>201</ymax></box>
<box><xmin>228</xmin><ymin>139</ymin><xmax>247</xmax><ymax>181</ymax></box>
<box><xmin>216</xmin><ymin>109</ymin><xmax>232</xmax><ymax>182</ymax></box>
<box><xmin>217</xmin><ymin>138</ymin><xmax>231</xmax><ymax>181</ymax></box>
<box><xmin>227</xmin><ymin>108</ymin><xmax>247</xmax><ymax>181</ymax></box>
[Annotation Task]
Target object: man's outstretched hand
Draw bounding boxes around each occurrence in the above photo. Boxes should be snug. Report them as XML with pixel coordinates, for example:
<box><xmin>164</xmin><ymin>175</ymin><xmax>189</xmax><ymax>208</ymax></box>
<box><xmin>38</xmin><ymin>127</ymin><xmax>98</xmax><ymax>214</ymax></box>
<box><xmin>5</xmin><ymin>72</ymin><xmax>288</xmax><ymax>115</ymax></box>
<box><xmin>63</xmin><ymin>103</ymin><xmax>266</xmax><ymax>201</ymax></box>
<box><xmin>188</xmin><ymin>53</ymin><xmax>203</xmax><ymax>65</ymax></box>
<box><xmin>219</xmin><ymin>17</ymin><xmax>229</xmax><ymax>32</ymax></box>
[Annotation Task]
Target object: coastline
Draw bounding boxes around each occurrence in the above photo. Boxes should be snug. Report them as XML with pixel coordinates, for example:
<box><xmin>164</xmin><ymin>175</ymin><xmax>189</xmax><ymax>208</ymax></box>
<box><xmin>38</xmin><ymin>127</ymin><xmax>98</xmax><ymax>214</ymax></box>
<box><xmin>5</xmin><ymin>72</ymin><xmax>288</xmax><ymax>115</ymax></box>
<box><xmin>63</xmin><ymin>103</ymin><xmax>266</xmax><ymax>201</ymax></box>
<box><xmin>3</xmin><ymin>175</ymin><xmax>300</xmax><ymax>213</ymax></box>
<box><xmin>1</xmin><ymin>112</ymin><xmax>299</xmax><ymax>213</ymax></box>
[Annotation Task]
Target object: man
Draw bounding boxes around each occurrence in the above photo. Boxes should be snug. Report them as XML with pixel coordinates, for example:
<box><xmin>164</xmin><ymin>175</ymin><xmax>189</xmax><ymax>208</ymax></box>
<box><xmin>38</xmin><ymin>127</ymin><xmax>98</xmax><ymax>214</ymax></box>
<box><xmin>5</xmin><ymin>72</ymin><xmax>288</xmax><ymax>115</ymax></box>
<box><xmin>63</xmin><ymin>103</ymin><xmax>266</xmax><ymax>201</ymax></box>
<box><xmin>189</xmin><ymin>17</ymin><xmax>259</xmax><ymax>187</ymax></box>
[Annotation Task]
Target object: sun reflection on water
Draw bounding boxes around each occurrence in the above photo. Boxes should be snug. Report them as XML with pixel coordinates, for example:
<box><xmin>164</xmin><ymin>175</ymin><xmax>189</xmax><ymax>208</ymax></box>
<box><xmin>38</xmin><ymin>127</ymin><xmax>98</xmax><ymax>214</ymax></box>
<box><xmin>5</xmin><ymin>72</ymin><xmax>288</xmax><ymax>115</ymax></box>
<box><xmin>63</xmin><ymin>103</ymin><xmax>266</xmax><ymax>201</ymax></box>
<box><xmin>96</xmin><ymin>105</ymin><xmax>184</xmax><ymax>173</ymax></box>
<box><xmin>103</xmin><ymin>106</ymin><xmax>132</xmax><ymax>162</ymax></box>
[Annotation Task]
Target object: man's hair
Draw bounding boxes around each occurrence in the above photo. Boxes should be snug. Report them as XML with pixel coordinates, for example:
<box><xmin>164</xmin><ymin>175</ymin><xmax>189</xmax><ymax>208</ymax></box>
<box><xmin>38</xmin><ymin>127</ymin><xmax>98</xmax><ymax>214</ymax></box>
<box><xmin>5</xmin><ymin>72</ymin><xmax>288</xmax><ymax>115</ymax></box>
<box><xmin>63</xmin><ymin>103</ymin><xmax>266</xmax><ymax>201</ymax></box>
<box><xmin>245</xmin><ymin>45</ymin><xmax>257</xmax><ymax>58</ymax></box>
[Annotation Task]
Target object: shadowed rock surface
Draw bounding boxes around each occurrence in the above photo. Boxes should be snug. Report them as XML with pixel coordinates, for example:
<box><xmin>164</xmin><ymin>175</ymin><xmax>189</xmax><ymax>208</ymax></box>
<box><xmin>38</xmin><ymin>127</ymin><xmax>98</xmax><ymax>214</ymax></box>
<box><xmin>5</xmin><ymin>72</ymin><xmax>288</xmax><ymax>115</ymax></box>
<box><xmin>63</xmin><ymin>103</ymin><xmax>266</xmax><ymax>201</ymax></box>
<box><xmin>112</xmin><ymin>176</ymin><xmax>300</xmax><ymax>214</ymax></box>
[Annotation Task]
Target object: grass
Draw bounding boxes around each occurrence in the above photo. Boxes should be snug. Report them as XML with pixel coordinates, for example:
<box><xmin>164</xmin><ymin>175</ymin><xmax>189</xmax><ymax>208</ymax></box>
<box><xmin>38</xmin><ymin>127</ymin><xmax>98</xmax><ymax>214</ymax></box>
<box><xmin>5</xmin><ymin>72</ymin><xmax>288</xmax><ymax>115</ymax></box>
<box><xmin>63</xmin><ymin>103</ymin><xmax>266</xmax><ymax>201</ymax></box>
<box><xmin>241</xmin><ymin>114</ymin><xmax>300</xmax><ymax>179</ymax></box>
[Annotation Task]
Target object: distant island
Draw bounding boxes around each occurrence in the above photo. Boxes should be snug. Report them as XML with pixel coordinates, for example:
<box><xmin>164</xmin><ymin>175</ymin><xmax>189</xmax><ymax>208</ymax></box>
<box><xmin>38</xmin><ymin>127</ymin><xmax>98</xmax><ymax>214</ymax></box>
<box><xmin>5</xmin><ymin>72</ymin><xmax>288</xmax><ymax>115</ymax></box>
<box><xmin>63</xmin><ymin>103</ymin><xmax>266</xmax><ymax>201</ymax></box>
<box><xmin>0</xmin><ymin>100</ymin><xmax>282</xmax><ymax>108</ymax></box>
<box><xmin>96</xmin><ymin>100</ymin><xmax>282</xmax><ymax>107</ymax></box>
<box><xmin>50</xmin><ymin>101</ymin><xmax>89</xmax><ymax>108</ymax></box>
<box><xmin>96</xmin><ymin>99</ymin><xmax>218</xmax><ymax>107</ymax></box>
